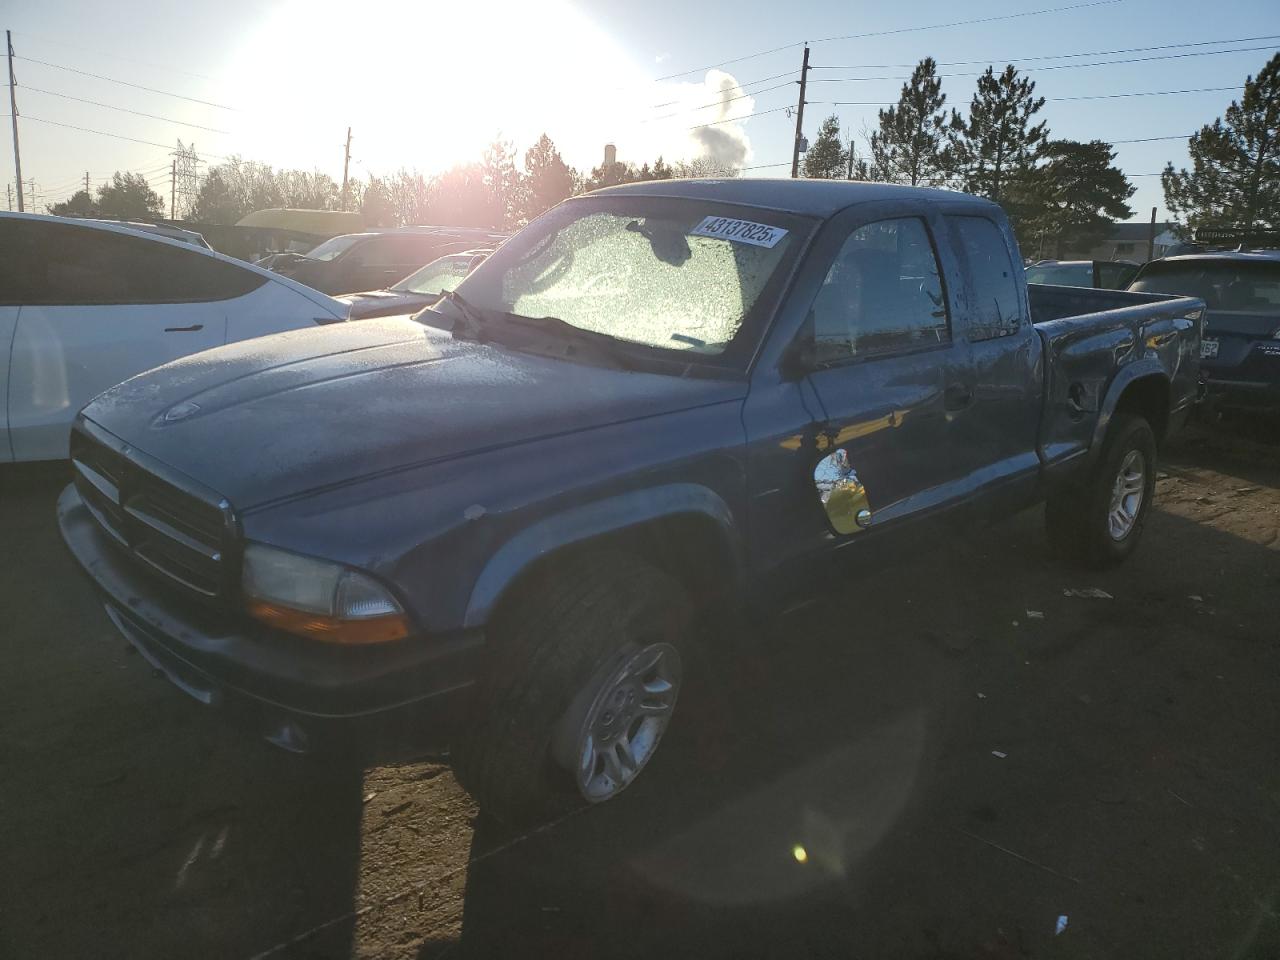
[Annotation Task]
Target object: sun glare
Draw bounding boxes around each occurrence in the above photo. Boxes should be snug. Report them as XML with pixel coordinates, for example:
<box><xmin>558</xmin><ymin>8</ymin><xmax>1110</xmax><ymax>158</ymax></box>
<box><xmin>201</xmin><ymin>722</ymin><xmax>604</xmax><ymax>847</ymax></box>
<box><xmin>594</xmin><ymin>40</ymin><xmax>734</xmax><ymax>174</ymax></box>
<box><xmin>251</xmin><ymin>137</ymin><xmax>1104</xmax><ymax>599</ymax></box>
<box><xmin>213</xmin><ymin>0</ymin><xmax>733</xmax><ymax>179</ymax></box>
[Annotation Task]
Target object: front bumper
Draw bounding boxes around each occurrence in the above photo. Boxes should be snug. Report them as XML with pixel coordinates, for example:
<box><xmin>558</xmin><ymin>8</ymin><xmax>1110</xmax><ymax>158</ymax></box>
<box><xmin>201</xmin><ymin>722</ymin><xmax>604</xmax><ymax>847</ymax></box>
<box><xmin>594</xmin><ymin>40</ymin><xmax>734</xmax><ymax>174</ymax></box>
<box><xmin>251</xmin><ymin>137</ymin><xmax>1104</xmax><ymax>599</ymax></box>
<box><xmin>57</xmin><ymin>483</ymin><xmax>483</xmax><ymax>758</ymax></box>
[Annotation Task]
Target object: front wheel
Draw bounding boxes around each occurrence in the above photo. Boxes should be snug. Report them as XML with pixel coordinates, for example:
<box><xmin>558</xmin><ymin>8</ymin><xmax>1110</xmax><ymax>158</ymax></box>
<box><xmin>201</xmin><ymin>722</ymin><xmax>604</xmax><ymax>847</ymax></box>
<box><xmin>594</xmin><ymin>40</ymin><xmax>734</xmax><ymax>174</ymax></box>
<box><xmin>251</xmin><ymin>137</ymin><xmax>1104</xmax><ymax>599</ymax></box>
<box><xmin>451</xmin><ymin>551</ymin><xmax>691</xmax><ymax>826</ymax></box>
<box><xmin>1046</xmin><ymin>412</ymin><xmax>1157</xmax><ymax>568</ymax></box>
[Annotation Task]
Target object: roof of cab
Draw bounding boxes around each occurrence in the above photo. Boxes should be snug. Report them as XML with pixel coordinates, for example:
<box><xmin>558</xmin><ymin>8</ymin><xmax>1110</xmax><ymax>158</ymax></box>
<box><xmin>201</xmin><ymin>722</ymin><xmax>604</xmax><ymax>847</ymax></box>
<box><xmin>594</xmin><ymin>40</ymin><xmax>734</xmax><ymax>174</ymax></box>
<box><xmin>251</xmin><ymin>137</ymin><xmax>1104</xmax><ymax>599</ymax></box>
<box><xmin>587</xmin><ymin>178</ymin><xmax>992</xmax><ymax>218</ymax></box>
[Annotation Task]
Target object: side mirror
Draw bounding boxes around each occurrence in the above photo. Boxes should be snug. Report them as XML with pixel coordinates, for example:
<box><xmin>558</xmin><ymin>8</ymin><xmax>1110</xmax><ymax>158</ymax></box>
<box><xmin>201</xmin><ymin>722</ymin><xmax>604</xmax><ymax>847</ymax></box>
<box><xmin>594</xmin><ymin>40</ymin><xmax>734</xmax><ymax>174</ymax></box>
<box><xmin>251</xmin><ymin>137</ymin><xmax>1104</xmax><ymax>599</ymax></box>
<box><xmin>780</xmin><ymin>338</ymin><xmax>817</xmax><ymax>380</ymax></box>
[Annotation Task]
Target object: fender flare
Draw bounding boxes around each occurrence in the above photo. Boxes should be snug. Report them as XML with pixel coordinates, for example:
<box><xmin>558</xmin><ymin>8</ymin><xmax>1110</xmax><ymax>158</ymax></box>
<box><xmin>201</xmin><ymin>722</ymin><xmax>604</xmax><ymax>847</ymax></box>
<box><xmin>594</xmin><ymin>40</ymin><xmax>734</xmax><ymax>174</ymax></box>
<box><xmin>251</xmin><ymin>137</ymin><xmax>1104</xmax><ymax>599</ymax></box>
<box><xmin>462</xmin><ymin>483</ymin><xmax>744</xmax><ymax>629</ymax></box>
<box><xmin>1088</xmin><ymin>360</ymin><xmax>1169</xmax><ymax>462</ymax></box>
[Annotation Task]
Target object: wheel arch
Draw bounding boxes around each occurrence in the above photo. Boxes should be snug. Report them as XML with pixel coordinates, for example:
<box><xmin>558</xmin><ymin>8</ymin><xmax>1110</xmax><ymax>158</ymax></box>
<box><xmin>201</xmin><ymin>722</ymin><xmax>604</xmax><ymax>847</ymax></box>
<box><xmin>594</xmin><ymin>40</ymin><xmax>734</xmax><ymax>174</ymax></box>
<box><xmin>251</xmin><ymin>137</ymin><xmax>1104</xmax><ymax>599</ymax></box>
<box><xmin>462</xmin><ymin>483</ymin><xmax>745</xmax><ymax>630</ymax></box>
<box><xmin>1091</xmin><ymin>365</ymin><xmax>1170</xmax><ymax>458</ymax></box>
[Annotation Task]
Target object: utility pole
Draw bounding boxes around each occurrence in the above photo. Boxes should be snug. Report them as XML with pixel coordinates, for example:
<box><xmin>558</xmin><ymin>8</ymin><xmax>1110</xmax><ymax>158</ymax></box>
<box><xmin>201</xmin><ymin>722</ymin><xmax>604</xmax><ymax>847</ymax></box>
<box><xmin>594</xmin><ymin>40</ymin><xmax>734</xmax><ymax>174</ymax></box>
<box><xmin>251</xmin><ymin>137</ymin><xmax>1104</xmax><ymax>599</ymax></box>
<box><xmin>341</xmin><ymin>127</ymin><xmax>352</xmax><ymax>210</ymax></box>
<box><xmin>6</xmin><ymin>183</ymin><xmax>11</xmax><ymax>211</ymax></box>
<box><xmin>7</xmin><ymin>31</ymin><xmax>23</xmax><ymax>212</ymax></box>
<box><xmin>1146</xmin><ymin>206</ymin><xmax>1157</xmax><ymax>262</ymax></box>
<box><xmin>170</xmin><ymin>159</ymin><xmax>176</xmax><ymax>220</ymax></box>
<box><xmin>790</xmin><ymin>45</ymin><xmax>810</xmax><ymax>179</ymax></box>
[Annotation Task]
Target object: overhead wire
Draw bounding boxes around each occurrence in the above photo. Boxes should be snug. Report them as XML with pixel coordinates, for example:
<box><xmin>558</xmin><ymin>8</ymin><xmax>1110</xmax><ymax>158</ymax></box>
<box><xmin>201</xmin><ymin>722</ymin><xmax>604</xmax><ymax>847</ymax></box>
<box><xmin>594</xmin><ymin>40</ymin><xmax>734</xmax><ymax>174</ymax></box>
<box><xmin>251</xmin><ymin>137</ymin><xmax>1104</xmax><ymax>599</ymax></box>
<box><xmin>19</xmin><ymin>85</ymin><xmax>231</xmax><ymax>134</ymax></box>
<box><xmin>653</xmin><ymin>0</ymin><xmax>1128</xmax><ymax>81</ymax></box>
<box><xmin>815</xmin><ymin>85</ymin><xmax>1240</xmax><ymax>106</ymax></box>
<box><xmin>809</xmin><ymin>43</ymin><xmax>1280</xmax><ymax>84</ymax></box>
<box><xmin>18</xmin><ymin>115</ymin><xmax>230</xmax><ymax>159</ymax></box>
<box><xmin>13</xmin><ymin>55</ymin><xmax>238</xmax><ymax>111</ymax></box>
<box><xmin>645</xmin><ymin>81</ymin><xmax>796</xmax><ymax>123</ymax></box>
<box><xmin>12</xmin><ymin>31</ymin><xmax>214</xmax><ymax>81</ymax></box>
<box><xmin>809</xmin><ymin>33</ymin><xmax>1280</xmax><ymax>70</ymax></box>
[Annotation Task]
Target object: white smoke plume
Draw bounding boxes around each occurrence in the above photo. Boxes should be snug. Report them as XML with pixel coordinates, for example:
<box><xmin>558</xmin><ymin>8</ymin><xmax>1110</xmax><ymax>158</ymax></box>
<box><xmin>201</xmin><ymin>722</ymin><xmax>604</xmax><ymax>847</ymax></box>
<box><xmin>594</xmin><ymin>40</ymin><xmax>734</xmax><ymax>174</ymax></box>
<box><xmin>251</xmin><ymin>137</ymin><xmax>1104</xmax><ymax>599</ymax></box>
<box><xmin>688</xmin><ymin>69</ymin><xmax>754</xmax><ymax>169</ymax></box>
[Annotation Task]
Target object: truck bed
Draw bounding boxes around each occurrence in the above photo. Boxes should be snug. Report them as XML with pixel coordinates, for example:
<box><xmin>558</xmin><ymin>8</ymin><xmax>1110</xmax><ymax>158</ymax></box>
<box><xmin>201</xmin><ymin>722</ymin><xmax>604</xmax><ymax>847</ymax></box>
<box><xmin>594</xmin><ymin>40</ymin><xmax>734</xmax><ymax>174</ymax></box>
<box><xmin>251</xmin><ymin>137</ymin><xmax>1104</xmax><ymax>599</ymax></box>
<box><xmin>1028</xmin><ymin>283</ymin><xmax>1204</xmax><ymax>470</ymax></box>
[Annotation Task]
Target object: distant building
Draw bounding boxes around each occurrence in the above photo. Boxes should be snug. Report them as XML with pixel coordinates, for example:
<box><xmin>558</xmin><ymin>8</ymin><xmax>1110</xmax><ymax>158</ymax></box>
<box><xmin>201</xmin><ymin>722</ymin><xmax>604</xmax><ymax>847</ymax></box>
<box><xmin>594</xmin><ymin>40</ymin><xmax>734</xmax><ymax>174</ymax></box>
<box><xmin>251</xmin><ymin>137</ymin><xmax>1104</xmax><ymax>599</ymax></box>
<box><xmin>1057</xmin><ymin>221</ymin><xmax>1182</xmax><ymax>263</ymax></box>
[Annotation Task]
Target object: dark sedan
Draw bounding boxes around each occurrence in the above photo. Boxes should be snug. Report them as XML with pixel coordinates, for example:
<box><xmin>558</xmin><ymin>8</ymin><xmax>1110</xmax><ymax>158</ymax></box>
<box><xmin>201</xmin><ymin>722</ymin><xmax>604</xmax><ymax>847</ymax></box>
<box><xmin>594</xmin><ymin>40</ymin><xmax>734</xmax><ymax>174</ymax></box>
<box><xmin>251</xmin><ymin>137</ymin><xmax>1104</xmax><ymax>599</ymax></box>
<box><xmin>337</xmin><ymin>249</ymin><xmax>491</xmax><ymax>320</ymax></box>
<box><xmin>269</xmin><ymin>227</ymin><xmax>506</xmax><ymax>296</ymax></box>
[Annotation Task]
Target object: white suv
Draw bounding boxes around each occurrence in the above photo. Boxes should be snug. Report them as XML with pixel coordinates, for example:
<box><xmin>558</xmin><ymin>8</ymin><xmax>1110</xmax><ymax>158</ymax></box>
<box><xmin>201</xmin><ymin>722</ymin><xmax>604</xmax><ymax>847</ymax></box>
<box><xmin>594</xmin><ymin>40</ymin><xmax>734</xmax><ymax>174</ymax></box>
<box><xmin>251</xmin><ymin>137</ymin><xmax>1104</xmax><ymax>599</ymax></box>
<box><xmin>0</xmin><ymin>212</ymin><xmax>349</xmax><ymax>462</ymax></box>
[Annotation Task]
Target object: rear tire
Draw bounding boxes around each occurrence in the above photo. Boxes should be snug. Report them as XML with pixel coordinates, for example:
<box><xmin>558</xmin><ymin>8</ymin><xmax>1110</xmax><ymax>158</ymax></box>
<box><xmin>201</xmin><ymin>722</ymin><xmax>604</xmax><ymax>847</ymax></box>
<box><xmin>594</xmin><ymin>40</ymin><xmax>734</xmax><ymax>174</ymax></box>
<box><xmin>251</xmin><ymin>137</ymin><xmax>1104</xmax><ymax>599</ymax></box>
<box><xmin>452</xmin><ymin>551</ymin><xmax>692</xmax><ymax>826</ymax></box>
<box><xmin>1045</xmin><ymin>412</ymin><xmax>1157</xmax><ymax>568</ymax></box>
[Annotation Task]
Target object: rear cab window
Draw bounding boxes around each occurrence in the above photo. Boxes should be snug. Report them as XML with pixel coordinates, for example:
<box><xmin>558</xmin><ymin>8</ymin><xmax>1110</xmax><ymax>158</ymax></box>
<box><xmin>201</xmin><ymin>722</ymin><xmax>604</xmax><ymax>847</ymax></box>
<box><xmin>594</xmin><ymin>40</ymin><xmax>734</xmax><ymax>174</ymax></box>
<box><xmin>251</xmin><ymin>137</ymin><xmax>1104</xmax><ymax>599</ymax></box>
<box><xmin>946</xmin><ymin>215</ymin><xmax>1023</xmax><ymax>341</ymax></box>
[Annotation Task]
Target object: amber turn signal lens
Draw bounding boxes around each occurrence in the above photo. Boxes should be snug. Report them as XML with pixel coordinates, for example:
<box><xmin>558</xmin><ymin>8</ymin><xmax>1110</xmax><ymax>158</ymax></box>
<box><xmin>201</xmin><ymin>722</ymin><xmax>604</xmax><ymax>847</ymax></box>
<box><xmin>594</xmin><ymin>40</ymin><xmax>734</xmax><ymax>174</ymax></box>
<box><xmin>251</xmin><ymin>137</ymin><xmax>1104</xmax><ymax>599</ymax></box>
<box><xmin>247</xmin><ymin>600</ymin><xmax>410</xmax><ymax>645</ymax></box>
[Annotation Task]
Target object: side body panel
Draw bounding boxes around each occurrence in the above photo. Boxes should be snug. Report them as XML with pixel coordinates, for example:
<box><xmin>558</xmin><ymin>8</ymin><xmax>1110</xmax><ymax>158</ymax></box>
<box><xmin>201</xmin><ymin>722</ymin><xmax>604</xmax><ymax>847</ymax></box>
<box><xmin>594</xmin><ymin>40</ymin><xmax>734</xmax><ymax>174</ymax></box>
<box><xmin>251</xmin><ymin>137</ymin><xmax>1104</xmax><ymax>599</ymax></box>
<box><xmin>242</xmin><ymin>398</ymin><xmax>751</xmax><ymax>634</ymax></box>
<box><xmin>1031</xmin><ymin>286</ymin><xmax>1203</xmax><ymax>471</ymax></box>
<box><xmin>9</xmin><ymin>301</ymin><xmax>225</xmax><ymax>461</ymax></box>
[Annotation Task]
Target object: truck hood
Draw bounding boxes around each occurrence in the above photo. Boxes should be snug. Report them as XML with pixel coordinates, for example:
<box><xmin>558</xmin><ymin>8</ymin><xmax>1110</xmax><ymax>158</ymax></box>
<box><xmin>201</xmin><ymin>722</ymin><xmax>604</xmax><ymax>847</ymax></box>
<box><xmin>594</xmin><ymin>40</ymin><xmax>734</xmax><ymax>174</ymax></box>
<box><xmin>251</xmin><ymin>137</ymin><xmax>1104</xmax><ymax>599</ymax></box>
<box><xmin>81</xmin><ymin>317</ymin><xmax>745</xmax><ymax>510</ymax></box>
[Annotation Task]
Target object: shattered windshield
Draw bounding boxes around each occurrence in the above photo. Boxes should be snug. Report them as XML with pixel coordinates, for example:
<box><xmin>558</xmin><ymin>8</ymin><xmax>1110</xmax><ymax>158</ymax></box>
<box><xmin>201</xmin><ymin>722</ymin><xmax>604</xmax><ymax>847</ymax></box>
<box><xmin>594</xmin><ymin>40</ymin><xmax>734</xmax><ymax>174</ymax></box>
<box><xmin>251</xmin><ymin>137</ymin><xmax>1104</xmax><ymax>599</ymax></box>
<box><xmin>452</xmin><ymin>196</ymin><xmax>811</xmax><ymax>363</ymax></box>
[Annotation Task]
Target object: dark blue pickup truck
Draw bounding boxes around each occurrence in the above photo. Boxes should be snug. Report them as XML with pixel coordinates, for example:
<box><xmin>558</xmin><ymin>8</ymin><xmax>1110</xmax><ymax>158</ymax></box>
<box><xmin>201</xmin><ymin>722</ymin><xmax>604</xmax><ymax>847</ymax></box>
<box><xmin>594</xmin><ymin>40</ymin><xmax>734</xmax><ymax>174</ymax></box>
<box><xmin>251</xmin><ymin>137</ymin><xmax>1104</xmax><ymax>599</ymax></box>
<box><xmin>59</xmin><ymin>180</ymin><xmax>1203</xmax><ymax>823</ymax></box>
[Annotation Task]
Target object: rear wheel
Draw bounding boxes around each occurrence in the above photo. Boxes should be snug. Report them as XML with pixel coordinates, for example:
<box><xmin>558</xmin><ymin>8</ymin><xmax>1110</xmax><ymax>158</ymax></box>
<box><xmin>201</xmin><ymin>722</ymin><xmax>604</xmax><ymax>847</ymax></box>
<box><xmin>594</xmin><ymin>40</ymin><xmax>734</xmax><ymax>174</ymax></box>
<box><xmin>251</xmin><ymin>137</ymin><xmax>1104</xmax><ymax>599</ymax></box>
<box><xmin>452</xmin><ymin>551</ymin><xmax>691</xmax><ymax>826</ymax></box>
<box><xmin>1046</xmin><ymin>412</ymin><xmax>1157</xmax><ymax>568</ymax></box>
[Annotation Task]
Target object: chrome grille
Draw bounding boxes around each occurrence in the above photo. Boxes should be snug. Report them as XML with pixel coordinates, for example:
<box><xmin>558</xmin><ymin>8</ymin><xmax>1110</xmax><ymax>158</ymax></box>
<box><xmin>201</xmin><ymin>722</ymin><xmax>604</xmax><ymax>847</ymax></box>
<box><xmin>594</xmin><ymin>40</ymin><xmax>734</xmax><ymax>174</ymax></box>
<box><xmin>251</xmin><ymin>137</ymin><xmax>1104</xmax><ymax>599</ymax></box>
<box><xmin>71</xmin><ymin>423</ymin><xmax>235</xmax><ymax>600</ymax></box>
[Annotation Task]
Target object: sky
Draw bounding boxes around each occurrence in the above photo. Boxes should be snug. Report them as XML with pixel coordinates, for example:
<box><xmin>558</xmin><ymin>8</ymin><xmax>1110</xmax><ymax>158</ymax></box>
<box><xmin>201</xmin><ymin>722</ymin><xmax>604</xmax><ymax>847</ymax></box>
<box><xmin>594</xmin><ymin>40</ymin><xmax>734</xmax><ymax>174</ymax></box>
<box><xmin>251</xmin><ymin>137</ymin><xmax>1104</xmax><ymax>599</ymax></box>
<box><xmin>3</xmin><ymin>0</ymin><xmax>1278</xmax><ymax>222</ymax></box>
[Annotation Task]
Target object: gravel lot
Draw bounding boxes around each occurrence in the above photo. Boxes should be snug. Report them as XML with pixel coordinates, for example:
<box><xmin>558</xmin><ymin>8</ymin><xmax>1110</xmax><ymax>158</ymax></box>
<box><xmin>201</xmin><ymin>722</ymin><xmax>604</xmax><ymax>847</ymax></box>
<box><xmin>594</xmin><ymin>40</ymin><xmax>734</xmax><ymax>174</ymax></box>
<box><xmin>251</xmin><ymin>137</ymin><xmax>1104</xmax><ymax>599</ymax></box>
<box><xmin>2</xmin><ymin>418</ymin><xmax>1278</xmax><ymax>960</ymax></box>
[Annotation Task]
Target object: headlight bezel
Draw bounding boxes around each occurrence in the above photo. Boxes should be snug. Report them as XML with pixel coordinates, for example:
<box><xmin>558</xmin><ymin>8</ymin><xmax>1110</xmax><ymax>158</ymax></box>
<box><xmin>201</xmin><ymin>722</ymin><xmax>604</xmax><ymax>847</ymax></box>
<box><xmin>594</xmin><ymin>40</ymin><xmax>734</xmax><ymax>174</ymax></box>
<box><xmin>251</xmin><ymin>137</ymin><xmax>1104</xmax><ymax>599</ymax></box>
<box><xmin>241</xmin><ymin>542</ymin><xmax>410</xmax><ymax>644</ymax></box>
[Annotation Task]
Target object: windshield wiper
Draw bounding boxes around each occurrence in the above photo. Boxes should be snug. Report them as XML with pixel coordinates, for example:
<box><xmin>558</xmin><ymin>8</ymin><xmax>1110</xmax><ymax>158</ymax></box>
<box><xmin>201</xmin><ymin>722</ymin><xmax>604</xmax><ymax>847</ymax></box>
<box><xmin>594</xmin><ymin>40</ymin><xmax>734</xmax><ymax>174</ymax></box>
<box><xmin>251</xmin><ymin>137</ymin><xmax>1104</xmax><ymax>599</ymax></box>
<box><xmin>442</xmin><ymin>290</ymin><xmax>490</xmax><ymax>340</ymax></box>
<box><xmin>500</xmin><ymin>312</ymin><xmax>639</xmax><ymax>370</ymax></box>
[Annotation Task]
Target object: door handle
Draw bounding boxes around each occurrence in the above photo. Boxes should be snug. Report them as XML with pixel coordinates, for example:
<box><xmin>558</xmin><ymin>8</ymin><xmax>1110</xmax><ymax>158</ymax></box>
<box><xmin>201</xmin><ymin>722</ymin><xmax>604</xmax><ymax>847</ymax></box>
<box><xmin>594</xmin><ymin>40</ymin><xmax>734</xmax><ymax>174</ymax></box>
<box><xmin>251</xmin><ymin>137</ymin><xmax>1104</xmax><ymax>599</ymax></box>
<box><xmin>164</xmin><ymin>324</ymin><xmax>204</xmax><ymax>332</ymax></box>
<box><xmin>943</xmin><ymin>383</ymin><xmax>973</xmax><ymax>411</ymax></box>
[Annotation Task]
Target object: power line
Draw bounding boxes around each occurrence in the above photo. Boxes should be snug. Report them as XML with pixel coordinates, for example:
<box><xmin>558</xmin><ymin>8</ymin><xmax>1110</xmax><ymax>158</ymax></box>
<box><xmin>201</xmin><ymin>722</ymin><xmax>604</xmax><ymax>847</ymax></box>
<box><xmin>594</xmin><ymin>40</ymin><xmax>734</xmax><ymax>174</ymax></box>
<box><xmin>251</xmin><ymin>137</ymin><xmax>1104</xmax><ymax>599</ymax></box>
<box><xmin>19</xmin><ymin>85</ymin><xmax>231</xmax><ymax>134</ymax></box>
<box><xmin>649</xmin><ymin>69</ymin><xmax>797</xmax><ymax>109</ymax></box>
<box><xmin>1112</xmin><ymin>134</ymin><xmax>1192</xmax><ymax>143</ymax></box>
<box><xmin>12</xmin><ymin>31</ymin><xmax>214</xmax><ymax>81</ymax></box>
<box><xmin>18</xmin><ymin>114</ymin><xmax>230</xmax><ymax>159</ymax></box>
<box><xmin>809</xmin><ymin>33</ymin><xmax>1280</xmax><ymax>70</ymax></box>
<box><xmin>690</xmin><ymin>104</ymin><xmax>793</xmax><ymax>130</ymax></box>
<box><xmin>809</xmin><ymin>43</ymin><xmax>1280</xmax><ymax>84</ymax></box>
<box><xmin>653</xmin><ymin>0</ymin><xmax>1127</xmax><ymax>81</ymax></box>
<box><xmin>646</xmin><ymin>81</ymin><xmax>795</xmax><ymax>122</ymax></box>
<box><xmin>816</xmin><ymin>85</ymin><xmax>1239</xmax><ymax>106</ymax></box>
<box><xmin>13</xmin><ymin>55</ymin><xmax>237</xmax><ymax>111</ymax></box>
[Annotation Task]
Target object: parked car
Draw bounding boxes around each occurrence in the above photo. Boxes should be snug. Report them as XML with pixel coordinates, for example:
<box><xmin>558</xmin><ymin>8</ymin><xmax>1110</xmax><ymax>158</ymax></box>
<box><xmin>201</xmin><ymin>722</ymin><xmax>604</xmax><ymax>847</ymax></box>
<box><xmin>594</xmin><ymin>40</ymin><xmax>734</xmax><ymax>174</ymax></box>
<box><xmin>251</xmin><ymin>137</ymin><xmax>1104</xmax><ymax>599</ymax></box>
<box><xmin>83</xmin><ymin>219</ymin><xmax>211</xmax><ymax>249</ymax></box>
<box><xmin>0</xmin><ymin>212</ymin><xmax>348</xmax><ymax>462</ymax></box>
<box><xmin>1025</xmin><ymin>259</ymin><xmax>1139</xmax><ymax>289</ymax></box>
<box><xmin>1128</xmin><ymin>248</ymin><xmax>1280</xmax><ymax>409</ymax></box>
<box><xmin>59</xmin><ymin>180</ymin><xmax>1202</xmax><ymax>825</ymax></box>
<box><xmin>268</xmin><ymin>227</ymin><xmax>508</xmax><ymax>296</ymax></box>
<box><xmin>338</xmin><ymin>249</ymin><xmax>492</xmax><ymax>320</ymax></box>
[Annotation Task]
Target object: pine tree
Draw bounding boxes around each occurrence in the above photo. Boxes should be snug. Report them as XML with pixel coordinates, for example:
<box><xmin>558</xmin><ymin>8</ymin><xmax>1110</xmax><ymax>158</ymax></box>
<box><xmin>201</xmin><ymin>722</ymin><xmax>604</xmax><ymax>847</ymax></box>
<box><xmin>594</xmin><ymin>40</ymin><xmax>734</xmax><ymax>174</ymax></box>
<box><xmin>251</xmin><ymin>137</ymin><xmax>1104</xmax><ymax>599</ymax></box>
<box><xmin>519</xmin><ymin>134</ymin><xmax>576</xmax><ymax>222</ymax></box>
<box><xmin>803</xmin><ymin>115</ymin><xmax>849</xmax><ymax>179</ymax></box>
<box><xmin>952</xmin><ymin>65</ymin><xmax>1047</xmax><ymax>202</ymax></box>
<box><xmin>1010</xmin><ymin>140</ymin><xmax>1134</xmax><ymax>258</ymax></box>
<box><xmin>1162</xmin><ymin>52</ymin><xmax>1280</xmax><ymax>232</ymax></box>
<box><xmin>869</xmin><ymin>58</ymin><xmax>955</xmax><ymax>187</ymax></box>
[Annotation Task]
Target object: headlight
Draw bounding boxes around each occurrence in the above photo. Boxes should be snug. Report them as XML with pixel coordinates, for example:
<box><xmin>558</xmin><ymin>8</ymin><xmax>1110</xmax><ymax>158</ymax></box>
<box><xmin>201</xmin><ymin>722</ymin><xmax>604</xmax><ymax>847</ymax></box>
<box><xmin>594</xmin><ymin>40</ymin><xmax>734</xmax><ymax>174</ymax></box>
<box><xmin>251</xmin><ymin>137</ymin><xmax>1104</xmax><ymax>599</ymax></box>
<box><xmin>241</xmin><ymin>543</ymin><xmax>409</xmax><ymax>644</ymax></box>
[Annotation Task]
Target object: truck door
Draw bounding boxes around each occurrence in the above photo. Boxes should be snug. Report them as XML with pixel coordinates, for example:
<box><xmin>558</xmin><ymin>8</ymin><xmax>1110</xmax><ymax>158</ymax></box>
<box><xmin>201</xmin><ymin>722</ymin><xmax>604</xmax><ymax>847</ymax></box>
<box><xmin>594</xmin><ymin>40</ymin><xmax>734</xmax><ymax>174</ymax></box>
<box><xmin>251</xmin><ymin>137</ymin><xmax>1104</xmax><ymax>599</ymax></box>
<box><xmin>939</xmin><ymin>213</ymin><xmax>1043</xmax><ymax>517</ymax></box>
<box><xmin>744</xmin><ymin>213</ymin><xmax>975</xmax><ymax>575</ymax></box>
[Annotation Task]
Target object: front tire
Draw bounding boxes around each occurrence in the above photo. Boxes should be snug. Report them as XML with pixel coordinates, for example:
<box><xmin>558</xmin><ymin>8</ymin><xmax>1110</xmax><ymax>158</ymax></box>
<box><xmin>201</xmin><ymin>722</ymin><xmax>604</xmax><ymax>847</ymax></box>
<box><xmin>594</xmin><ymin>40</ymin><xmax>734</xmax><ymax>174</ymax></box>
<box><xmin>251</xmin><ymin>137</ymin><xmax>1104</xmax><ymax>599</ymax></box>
<box><xmin>1046</xmin><ymin>412</ymin><xmax>1157</xmax><ymax>568</ymax></box>
<box><xmin>452</xmin><ymin>551</ymin><xmax>691</xmax><ymax>826</ymax></box>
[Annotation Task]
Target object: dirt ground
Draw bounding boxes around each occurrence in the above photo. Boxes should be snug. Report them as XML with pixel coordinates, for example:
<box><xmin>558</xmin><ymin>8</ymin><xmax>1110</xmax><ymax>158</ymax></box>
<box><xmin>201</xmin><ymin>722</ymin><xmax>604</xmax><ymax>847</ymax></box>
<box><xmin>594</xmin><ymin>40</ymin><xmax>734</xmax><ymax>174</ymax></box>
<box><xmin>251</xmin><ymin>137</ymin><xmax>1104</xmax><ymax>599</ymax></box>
<box><xmin>2</xmin><ymin>417</ymin><xmax>1278</xmax><ymax>960</ymax></box>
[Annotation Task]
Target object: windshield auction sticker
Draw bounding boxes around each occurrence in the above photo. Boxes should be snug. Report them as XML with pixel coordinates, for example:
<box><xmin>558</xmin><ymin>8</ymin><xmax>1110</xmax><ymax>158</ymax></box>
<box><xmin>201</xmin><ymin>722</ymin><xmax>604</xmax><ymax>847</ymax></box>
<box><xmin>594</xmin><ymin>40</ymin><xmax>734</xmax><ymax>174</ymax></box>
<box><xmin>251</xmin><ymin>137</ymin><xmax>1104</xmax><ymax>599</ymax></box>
<box><xmin>690</xmin><ymin>216</ymin><xmax>788</xmax><ymax>248</ymax></box>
